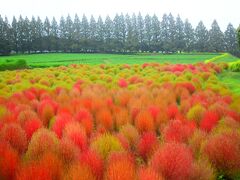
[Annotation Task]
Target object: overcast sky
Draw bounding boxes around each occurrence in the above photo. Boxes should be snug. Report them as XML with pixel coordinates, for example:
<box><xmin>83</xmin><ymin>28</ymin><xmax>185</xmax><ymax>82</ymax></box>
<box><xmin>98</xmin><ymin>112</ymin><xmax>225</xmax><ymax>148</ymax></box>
<box><xmin>0</xmin><ymin>0</ymin><xmax>239</xmax><ymax>30</ymax></box>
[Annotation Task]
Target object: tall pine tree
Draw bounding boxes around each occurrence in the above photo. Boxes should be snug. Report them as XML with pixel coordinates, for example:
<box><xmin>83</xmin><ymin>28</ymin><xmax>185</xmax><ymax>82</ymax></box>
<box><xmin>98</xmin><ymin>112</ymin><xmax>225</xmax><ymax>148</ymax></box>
<box><xmin>209</xmin><ymin>20</ymin><xmax>224</xmax><ymax>52</ymax></box>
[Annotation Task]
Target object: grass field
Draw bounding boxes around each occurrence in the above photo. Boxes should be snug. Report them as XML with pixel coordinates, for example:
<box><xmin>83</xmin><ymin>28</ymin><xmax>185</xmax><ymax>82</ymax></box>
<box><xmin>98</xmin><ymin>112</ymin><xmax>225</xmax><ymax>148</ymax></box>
<box><xmin>1</xmin><ymin>52</ymin><xmax>236</xmax><ymax>67</ymax></box>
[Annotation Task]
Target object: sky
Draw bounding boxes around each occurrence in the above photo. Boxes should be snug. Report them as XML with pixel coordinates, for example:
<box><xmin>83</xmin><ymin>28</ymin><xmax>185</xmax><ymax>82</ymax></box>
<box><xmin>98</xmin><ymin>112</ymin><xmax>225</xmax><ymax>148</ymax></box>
<box><xmin>0</xmin><ymin>0</ymin><xmax>239</xmax><ymax>30</ymax></box>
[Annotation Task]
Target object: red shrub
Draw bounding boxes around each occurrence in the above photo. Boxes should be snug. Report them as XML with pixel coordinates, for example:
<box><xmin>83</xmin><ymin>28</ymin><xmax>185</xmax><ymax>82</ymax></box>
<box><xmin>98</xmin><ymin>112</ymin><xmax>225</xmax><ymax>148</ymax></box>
<box><xmin>16</xmin><ymin>162</ymin><xmax>52</xmax><ymax>180</ymax></box>
<box><xmin>63</xmin><ymin>122</ymin><xmax>87</xmax><ymax>152</ymax></box>
<box><xmin>113</xmin><ymin>107</ymin><xmax>131</xmax><ymax>129</ymax></box>
<box><xmin>163</xmin><ymin>120</ymin><xmax>194</xmax><ymax>143</ymax></box>
<box><xmin>0</xmin><ymin>142</ymin><xmax>19</xmax><ymax>179</ymax></box>
<box><xmin>148</xmin><ymin>105</ymin><xmax>160</xmax><ymax>120</ymax></box>
<box><xmin>17</xmin><ymin>109</ymin><xmax>39</xmax><ymax>126</ymax></box>
<box><xmin>200</xmin><ymin>111</ymin><xmax>220</xmax><ymax>132</ymax></box>
<box><xmin>151</xmin><ymin>142</ymin><xmax>193</xmax><ymax>180</ymax></box>
<box><xmin>203</xmin><ymin>132</ymin><xmax>240</xmax><ymax>177</ymax></box>
<box><xmin>59</xmin><ymin>139</ymin><xmax>80</xmax><ymax>165</ymax></box>
<box><xmin>105</xmin><ymin>152</ymin><xmax>136</xmax><ymax>180</ymax></box>
<box><xmin>120</xmin><ymin>124</ymin><xmax>140</xmax><ymax>148</ymax></box>
<box><xmin>138</xmin><ymin>167</ymin><xmax>164</xmax><ymax>180</ymax></box>
<box><xmin>118</xmin><ymin>78</ymin><xmax>128</xmax><ymax>88</ymax></box>
<box><xmin>135</xmin><ymin>110</ymin><xmax>155</xmax><ymax>133</ymax></box>
<box><xmin>80</xmin><ymin>150</ymin><xmax>104</xmax><ymax>180</ymax></box>
<box><xmin>52</xmin><ymin>113</ymin><xmax>72</xmax><ymax>138</ymax></box>
<box><xmin>38</xmin><ymin>99</ymin><xmax>58</xmax><ymax>126</ymax></box>
<box><xmin>26</xmin><ymin>128</ymin><xmax>60</xmax><ymax>160</ymax></box>
<box><xmin>65</xmin><ymin>163</ymin><xmax>96</xmax><ymax>180</ymax></box>
<box><xmin>37</xmin><ymin>152</ymin><xmax>63</xmax><ymax>180</ymax></box>
<box><xmin>96</xmin><ymin>108</ymin><xmax>113</xmax><ymax>131</ymax></box>
<box><xmin>137</xmin><ymin>132</ymin><xmax>158</xmax><ymax>161</ymax></box>
<box><xmin>23</xmin><ymin>118</ymin><xmax>43</xmax><ymax>140</ymax></box>
<box><xmin>75</xmin><ymin>108</ymin><xmax>93</xmax><ymax>122</ymax></box>
<box><xmin>0</xmin><ymin>123</ymin><xmax>27</xmax><ymax>154</ymax></box>
<box><xmin>74</xmin><ymin>108</ymin><xmax>93</xmax><ymax>136</ymax></box>
<box><xmin>167</xmin><ymin>104</ymin><xmax>179</xmax><ymax>120</ymax></box>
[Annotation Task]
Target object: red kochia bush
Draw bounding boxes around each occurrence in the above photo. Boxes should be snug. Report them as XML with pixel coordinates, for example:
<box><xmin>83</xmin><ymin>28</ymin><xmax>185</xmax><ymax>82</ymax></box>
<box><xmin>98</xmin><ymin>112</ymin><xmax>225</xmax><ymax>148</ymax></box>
<box><xmin>151</xmin><ymin>142</ymin><xmax>193</xmax><ymax>180</ymax></box>
<box><xmin>0</xmin><ymin>142</ymin><xmax>19</xmax><ymax>179</ymax></box>
<box><xmin>16</xmin><ymin>162</ymin><xmax>52</xmax><ymax>180</ymax></box>
<box><xmin>63</xmin><ymin>122</ymin><xmax>87</xmax><ymax>152</ymax></box>
<box><xmin>26</xmin><ymin>128</ymin><xmax>60</xmax><ymax>160</ymax></box>
<box><xmin>80</xmin><ymin>150</ymin><xmax>104</xmax><ymax>180</ymax></box>
<box><xmin>163</xmin><ymin>120</ymin><xmax>195</xmax><ymax>143</ymax></box>
<box><xmin>23</xmin><ymin>118</ymin><xmax>43</xmax><ymax>141</ymax></box>
<box><xmin>167</xmin><ymin>104</ymin><xmax>179</xmax><ymax>120</ymax></box>
<box><xmin>96</xmin><ymin>108</ymin><xmax>113</xmax><ymax>131</ymax></box>
<box><xmin>74</xmin><ymin>108</ymin><xmax>93</xmax><ymax>136</ymax></box>
<box><xmin>118</xmin><ymin>78</ymin><xmax>128</xmax><ymax>88</ymax></box>
<box><xmin>64</xmin><ymin>163</ymin><xmax>96</xmax><ymax>180</ymax></box>
<box><xmin>52</xmin><ymin>113</ymin><xmax>72</xmax><ymax>138</ymax></box>
<box><xmin>59</xmin><ymin>139</ymin><xmax>80</xmax><ymax>165</ymax></box>
<box><xmin>200</xmin><ymin>111</ymin><xmax>220</xmax><ymax>132</ymax></box>
<box><xmin>105</xmin><ymin>152</ymin><xmax>136</xmax><ymax>180</ymax></box>
<box><xmin>138</xmin><ymin>167</ymin><xmax>164</xmax><ymax>180</ymax></box>
<box><xmin>38</xmin><ymin>99</ymin><xmax>58</xmax><ymax>126</ymax></box>
<box><xmin>135</xmin><ymin>110</ymin><xmax>155</xmax><ymax>133</ymax></box>
<box><xmin>203</xmin><ymin>132</ymin><xmax>240</xmax><ymax>177</ymax></box>
<box><xmin>0</xmin><ymin>123</ymin><xmax>27</xmax><ymax>154</ymax></box>
<box><xmin>137</xmin><ymin>132</ymin><xmax>158</xmax><ymax>161</ymax></box>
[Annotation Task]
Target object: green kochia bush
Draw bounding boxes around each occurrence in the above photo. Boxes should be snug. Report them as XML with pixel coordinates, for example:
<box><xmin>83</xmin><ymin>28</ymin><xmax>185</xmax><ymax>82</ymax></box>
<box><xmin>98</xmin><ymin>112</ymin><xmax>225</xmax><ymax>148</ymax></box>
<box><xmin>229</xmin><ymin>60</ymin><xmax>240</xmax><ymax>72</ymax></box>
<box><xmin>0</xmin><ymin>59</ymin><xmax>28</xmax><ymax>71</ymax></box>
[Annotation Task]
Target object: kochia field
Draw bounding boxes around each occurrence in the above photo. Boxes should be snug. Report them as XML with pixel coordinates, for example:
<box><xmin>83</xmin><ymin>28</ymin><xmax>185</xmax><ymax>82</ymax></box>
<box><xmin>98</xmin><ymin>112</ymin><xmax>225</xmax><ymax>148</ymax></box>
<box><xmin>0</xmin><ymin>62</ymin><xmax>240</xmax><ymax>180</ymax></box>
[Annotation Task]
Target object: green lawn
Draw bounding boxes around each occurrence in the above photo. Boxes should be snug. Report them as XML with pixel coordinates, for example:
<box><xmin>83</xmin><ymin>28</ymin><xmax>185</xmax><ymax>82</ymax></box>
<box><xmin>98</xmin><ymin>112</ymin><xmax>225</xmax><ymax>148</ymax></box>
<box><xmin>0</xmin><ymin>53</ymin><xmax>222</xmax><ymax>67</ymax></box>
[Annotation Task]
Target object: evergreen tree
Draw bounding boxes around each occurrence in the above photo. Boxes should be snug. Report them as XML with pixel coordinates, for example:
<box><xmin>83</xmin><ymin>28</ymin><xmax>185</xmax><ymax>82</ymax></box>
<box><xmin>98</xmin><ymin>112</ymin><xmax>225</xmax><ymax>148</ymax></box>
<box><xmin>131</xmin><ymin>13</ymin><xmax>139</xmax><ymax>51</ymax></box>
<box><xmin>168</xmin><ymin>13</ymin><xmax>176</xmax><ymax>52</ymax></box>
<box><xmin>89</xmin><ymin>15</ymin><xmax>97</xmax><ymax>51</ymax></box>
<box><xmin>73</xmin><ymin>14</ymin><xmax>81</xmax><ymax>52</ymax></box>
<box><xmin>209</xmin><ymin>20</ymin><xmax>224</xmax><ymax>52</ymax></box>
<box><xmin>175</xmin><ymin>15</ymin><xmax>185</xmax><ymax>52</ymax></box>
<box><xmin>30</xmin><ymin>16</ymin><xmax>38</xmax><ymax>52</ymax></box>
<box><xmin>144</xmin><ymin>14</ymin><xmax>152</xmax><ymax>51</ymax></box>
<box><xmin>161</xmin><ymin>14</ymin><xmax>170</xmax><ymax>52</ymax></box>
<box><xmin>0</xmin><ymin>16</ymin><xmax>11</xmax><ymax>55</ymax></box>
<box><xmin>151</xmin><ymin>14</ymin><xmax>161</xmax><ymax>52</ymax></box>
<box><xmin>104</xmin><ymin>15</ymin><xmax>114</xmax><ymax>52</ymax></box>
<box><xmin>224</xmin><ymin>23</ymin><xmax>238</xmax><ymax>52</ymax></box>
<box><xmin>96</xmin><ymin>16</ymin><xmax>104</xmax><ymax>51</ymax></box>
<box><xmin>35</xmin><ymin>17</ymin><xmax>43</xmax><ymax>52</ymax></box>
<box><xmin>119</xmin><ymin>13</ymin><xmax>126</xmax><ymax>52</ymax></box>
<box><xmin>195</xmin><ymin>21</ymin><xmax>209</xmax><ymax>52</ymax></box>
<box><xmin>113</xmin><ymin>14</ymin><xmax>121</xmax><ymax>51</ymax></box>
<box><xmin>238</xmin><ymin>26</ymin><xmax>240</xmax><ymax>48</ymax></box>
<box><xmin>81</xmin><ymin>14</ymin><xmax>89</xmax><ymax>52</ymax></box>
<box><xmin>184</xmin><ymin>19</ymin><xmax>195</xmax><ymax>52</ymax></box>
<box><xmin>137</xmin><ymin>13</ymin><xmax>145</xmax><ymax>51</ymax></box>
<box><xmin>11</xmin><ymin>16</ymin><xmax>18</xmax><ymax>53</ymax></box>
<box><xmin>65</xmin><ymin>15</ymin><xmax>74</xmax><ymax>52</ymax></box>
<box><xmin>43</xmin><ymin>17</ymin><xmax>51</xmax><ymax>51</ymax></box>
<box><xmin>50</xmin><ymin>17</ymin><xmax>59</xmax><ymax>51</ymax></box>
<box><xmin>59</xmin><ymin>16</ymin><xmax>67</xmax><ymax>52</ymax></box>
<box><xmin>125</xmin><ymin>14</ymin><xmax>134</xmax><ymax>52</ymax></box>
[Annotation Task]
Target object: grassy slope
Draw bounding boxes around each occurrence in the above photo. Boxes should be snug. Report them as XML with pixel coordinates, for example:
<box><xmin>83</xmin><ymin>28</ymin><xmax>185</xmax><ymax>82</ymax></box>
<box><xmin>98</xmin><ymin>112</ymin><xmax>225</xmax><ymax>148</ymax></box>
<box><xmin>218</xmin><ymin>71</ymin><xmax>240</xmax><ymax>94</ymax></box>
<box><xmin>214</xmin><ymin>53</ymin><xmax>239</xmax><ymax>63</ymax></box>
<box><xmin>0</xmin><ymin>53</ymin><xmax>221</xmax><ymax>67</ymax></box>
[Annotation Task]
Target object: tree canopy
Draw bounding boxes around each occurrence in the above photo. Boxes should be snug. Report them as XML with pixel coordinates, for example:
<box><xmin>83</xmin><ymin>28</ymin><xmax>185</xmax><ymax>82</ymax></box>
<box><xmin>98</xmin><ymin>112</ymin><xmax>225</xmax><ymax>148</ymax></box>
<box><xmin>0</xmin><ymin>13</ymin><xmax>239</xmax><ymax>55</ymax></box>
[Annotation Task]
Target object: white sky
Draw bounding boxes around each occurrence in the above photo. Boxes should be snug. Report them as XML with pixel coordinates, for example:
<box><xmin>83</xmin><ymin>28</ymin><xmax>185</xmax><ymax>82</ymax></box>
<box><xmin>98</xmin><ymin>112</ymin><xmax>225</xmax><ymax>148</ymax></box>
<box><xmin>0</xmin><ymin>0</ymin><xmax>239</xmax><ymax>30</ymax></box>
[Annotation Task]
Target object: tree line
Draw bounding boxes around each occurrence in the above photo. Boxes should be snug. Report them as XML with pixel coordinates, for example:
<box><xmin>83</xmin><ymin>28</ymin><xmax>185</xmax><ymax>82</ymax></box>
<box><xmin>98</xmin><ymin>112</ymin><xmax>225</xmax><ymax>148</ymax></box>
<box><xmin>0</xmin><ymin>13</ymin><xmax>239</xmax><ymax>55</ymax></box>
